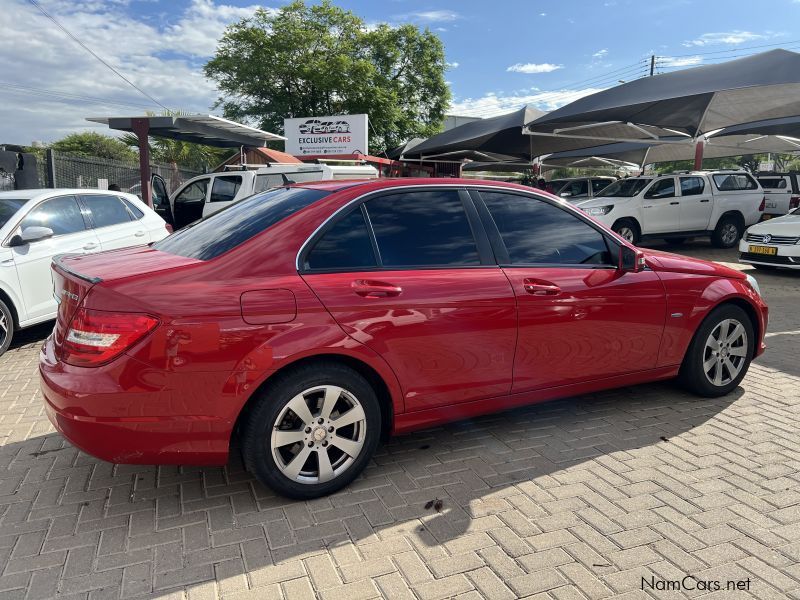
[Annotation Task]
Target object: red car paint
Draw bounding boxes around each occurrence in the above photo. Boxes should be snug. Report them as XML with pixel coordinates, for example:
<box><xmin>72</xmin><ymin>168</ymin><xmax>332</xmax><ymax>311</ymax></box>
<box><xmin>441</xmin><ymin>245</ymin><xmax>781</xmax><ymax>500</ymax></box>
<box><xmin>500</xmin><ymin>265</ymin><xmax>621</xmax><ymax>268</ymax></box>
<box><xmin>40</xmin><ymin>178</ymin><xmax>768</xmax><ymax>466</ymax></box>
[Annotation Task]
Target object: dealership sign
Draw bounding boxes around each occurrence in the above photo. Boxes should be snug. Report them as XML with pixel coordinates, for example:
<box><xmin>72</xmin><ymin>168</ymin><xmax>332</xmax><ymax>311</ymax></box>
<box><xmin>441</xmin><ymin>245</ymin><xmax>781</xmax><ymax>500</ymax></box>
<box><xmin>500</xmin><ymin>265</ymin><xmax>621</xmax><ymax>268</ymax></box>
<box><xmin>284</xmin><ymin>114</ymin><xmax>368</xmax><ymax>155</ymax></box>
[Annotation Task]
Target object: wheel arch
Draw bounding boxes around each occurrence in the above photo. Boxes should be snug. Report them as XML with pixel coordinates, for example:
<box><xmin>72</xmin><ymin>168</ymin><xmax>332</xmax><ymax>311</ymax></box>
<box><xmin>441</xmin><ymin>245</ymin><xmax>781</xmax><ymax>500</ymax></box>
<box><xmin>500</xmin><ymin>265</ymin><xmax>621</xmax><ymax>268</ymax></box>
<box><xmin>714</xmin><ymin>209</ymin><xmax>745</xmax><ymax>230</ymax></box>
<box><xmin>231</xmin><ymin>353</ymin><xmax>397</xmax><ymax>452</ymax></box>
<box><xmin>0</xmin><ymin>285</ymin><xmax>19</xmax><ymax>330</ymax></box>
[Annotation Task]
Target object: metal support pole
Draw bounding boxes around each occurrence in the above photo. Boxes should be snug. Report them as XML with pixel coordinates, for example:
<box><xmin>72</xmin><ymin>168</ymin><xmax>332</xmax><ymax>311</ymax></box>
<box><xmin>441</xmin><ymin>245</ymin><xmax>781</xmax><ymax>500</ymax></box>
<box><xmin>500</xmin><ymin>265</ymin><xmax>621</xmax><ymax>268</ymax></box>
<box><xmin>131</xmin><ymin>118</ymin><xmax>152</xmax><ymax>208</ymax></box>
<box><xmin>650</xmin><ymin>55</ymin><xmax>655</xmax><ymax>76</ymax></box>
<box><xmin>45</xmin><ymin>148</ymin><xmax>56</xmax><ymax>188</ymax></box>
<box><xmin>693</xmin><ymin>141</ymin><xmax>704</xmax><ymax>171</ymax></box>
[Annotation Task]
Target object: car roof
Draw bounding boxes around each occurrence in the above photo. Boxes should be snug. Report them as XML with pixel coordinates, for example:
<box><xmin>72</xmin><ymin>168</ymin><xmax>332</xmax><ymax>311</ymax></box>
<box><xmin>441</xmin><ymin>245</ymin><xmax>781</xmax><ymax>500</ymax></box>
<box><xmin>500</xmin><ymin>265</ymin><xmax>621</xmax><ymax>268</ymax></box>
<box><xmin>291</xmin><ymin>177</ymin><xmax>541</xmax><ymax>194</ymax></box>
<box><xmin>0</xmin><ymin>188</ymin><xmax>136</xmax><ymax>198</ymax></box>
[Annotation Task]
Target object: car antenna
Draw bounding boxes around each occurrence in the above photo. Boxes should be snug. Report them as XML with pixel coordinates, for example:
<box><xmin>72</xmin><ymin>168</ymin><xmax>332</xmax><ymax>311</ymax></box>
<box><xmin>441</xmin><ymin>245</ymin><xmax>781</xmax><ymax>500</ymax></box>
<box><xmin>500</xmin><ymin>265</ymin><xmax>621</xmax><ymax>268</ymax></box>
<box><xmin>281</xmin><ymin>173</ymin><xmax>296</xmax><ymax>185</ymax></box>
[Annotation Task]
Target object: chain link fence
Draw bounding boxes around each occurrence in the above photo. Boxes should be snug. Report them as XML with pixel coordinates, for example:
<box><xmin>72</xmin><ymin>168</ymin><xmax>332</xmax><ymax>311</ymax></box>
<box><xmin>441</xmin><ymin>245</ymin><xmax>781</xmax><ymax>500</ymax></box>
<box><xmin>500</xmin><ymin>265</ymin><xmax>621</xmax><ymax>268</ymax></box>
<box><xmin>45</xmin><ymin>151</ymin><xmax>203</xmax><ymax>196</ymax></box>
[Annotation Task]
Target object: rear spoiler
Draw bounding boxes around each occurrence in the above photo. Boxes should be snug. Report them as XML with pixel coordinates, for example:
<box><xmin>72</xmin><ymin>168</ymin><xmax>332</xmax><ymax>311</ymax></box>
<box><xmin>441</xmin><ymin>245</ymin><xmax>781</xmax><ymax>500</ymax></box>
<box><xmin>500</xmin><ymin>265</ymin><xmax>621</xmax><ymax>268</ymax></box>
<box><xmin>52</xmin><ymin>254</ymin><xmax>103</xmax><ymax>284</ymax></box>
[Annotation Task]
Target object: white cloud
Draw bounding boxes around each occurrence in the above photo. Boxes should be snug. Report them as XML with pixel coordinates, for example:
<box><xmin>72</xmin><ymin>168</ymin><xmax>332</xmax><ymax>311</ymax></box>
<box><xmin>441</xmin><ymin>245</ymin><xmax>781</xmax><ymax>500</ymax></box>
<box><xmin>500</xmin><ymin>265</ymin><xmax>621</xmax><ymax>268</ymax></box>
<box><xmin>682</xmin><ymin>30</ymin><xmax>777</xmax><ymax>47</ymax></box>
<box><xmin>592</xmin><ymin>49</ymin><xmax>609</xmax><ymax>59</ymax></box>
<box><xmin>447</xmin><ymin>61</ymin><xmax>460</xmax><ymax>69</ymax></box>
<box><xmin>395</xmin><ymin>10</ymin><xmax>461</xmax><ymax>23</ymax></box>
<box><xmin>506</xmin><ymin>63</ymin><xmax>563</xmax><ymax>74</ymax></box>
<box><xmin>450</xmin><ymin>87</ymin><xmax>605</xmax><ymax>116</ymax></box>
<box><xmin>0</xmin><ymin>0</ymin><xmax>264</xmax><ymax>144</ymax></box>
<box><xmin>659</xmin><ymin>55</ymin><xmax>703</xmax><ymax>67</ymax></box>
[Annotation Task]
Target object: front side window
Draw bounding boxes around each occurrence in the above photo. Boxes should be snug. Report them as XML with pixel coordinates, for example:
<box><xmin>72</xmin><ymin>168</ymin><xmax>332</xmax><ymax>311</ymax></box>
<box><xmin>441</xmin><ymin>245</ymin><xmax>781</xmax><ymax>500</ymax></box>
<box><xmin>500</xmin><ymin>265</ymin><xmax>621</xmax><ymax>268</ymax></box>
<box><xmin>597</xmin><ymin>178</ymin><xmax>650</xmax><ymax>197</ymax></box>
<box><xmin>680</xmin><ymin>176</ymin><xmax>705</xmax><ymax>196</ymax></box>
<box><xmin>591</xmin><ymin>179</ymin><xmax>611</xmax><ymax>193</ymax></box>
<box><xmin>209</xmin><ymin>176</ymin><xmax>242</xmax><ymax>203</ymax></box>
<box><xmin>0</xmin><ymin>198</ymin><xmax>28</xmax><ymax>229</ymax></box>
<box><xmin>481</xmin><ymin>192</ymin><xmax>612</xmax><ymax>265</ymax></box>
<box><xmin>155</xmin><ymin>187</ymin><xmax>329</xmax><ymax>260</ymax></box>
<box><xmin>364</xmin><ymin>190</ymin><xmax>480</xmax><ymax>267</ymax></box>
<box><xmin>305</xmin><ymin>208</ymin><xmax>377</xmax><ymax>270</ymax></box>
<box><xmin>20</xmin><ymin>196</ymin><xmax>86</xmax><ymax>236</ymax></box>
<box><xmin>81</xmin><ymin>195</ymin><xmax>133</xmax><ymax>228</ymax></box>
<box><xmin>644</xmin><ymin>178</ymin><xmax>676</xmax><ymax>199</ymax></box>
<box><xmin>175</xmin><ymin>180</ymin><xmax>208</xmax><ymax>204</ymax></box>
<box><xmin>560</xmin><ymin>180</ymin><xmax>589</xmax><ymax>198</ymax></box>
<box><xmin>713</xmin><ymin>173</ymin><xmax>758</xmax><ymax>191</ymax></box>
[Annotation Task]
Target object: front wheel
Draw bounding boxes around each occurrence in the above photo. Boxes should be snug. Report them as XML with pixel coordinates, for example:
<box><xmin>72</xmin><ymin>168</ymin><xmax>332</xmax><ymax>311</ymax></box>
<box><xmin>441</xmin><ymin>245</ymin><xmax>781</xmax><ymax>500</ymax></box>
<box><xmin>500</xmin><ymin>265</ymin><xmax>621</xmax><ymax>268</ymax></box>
<box><xmin>711</xmin><ymin>215</ymin><xmax>742</xmax><ymax>248</ymax></box>
<box><xmin>241</xmin><ymin>363</ymin><xmax>381</xmax><ymax>499</ymax></box>
<box><xmin>612</xmin><ymin>218</ymin><xmax>640</xmax><ymax>245</ymax></box>
<box><xmin>679</xmin><ymin>304</ymin><xmax>754</xmax><ymax>397</ymax></box>
<box><xmin>0</xmin><ymin>299</ymin><xmax>14</xmax><ymax>358</ymax></box>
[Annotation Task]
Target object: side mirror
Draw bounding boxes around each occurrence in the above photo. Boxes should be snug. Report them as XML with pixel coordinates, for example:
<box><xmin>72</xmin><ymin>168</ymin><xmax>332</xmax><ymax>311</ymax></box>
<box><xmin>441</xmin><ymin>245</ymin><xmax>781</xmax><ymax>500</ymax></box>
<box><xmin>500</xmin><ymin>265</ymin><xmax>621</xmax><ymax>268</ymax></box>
<box><xmin>9</xmin><ymin>226</ymin><xmax>54</xmax><ymax>246</ymax></box>
<box><xmin>619</xmin><ymin>245</ymin><xmax>646</xmax><ymax>273</ymax></box>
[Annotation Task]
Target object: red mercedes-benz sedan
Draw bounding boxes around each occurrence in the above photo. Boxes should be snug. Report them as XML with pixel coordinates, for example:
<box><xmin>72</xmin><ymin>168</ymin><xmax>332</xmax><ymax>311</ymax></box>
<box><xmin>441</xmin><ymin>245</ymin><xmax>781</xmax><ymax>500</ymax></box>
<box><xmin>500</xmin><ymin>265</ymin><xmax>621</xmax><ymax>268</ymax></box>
<box><xmin>40</xmin><ymin>179</ymin><xmax>767</xmax><ymax>498</ymax></box>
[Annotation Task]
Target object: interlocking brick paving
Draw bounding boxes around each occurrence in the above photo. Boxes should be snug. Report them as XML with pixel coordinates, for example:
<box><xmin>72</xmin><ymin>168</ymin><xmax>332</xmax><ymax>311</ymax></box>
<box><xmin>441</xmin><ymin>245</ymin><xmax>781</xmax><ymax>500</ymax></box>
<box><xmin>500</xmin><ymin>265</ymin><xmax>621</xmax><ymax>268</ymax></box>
<box><xmin>0</xmin><ymin>241</ymin><xmax>798</xmax><ymax>599</ymax></box>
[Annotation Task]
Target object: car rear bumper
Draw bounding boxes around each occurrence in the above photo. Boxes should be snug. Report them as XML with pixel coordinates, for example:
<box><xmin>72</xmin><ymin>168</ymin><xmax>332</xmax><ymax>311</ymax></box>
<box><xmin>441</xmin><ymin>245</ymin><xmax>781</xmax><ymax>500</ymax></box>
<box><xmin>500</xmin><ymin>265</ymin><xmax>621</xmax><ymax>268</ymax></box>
<box><xmin>39</xmin><ymin>338</ymin><xmax>231</xmax><ymax>466</ymax></box>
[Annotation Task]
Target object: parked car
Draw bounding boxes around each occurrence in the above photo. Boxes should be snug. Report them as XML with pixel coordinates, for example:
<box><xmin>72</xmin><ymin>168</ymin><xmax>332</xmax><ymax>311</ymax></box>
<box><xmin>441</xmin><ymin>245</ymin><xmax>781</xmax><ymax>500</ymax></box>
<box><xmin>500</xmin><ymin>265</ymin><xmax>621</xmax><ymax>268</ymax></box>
<box><xmin>163</xmin><ymin>164</ymin><xmax>379</xmax><ymax>230</ymax></box>
<box><xmin>549</xmin><ymin>176</ymin><xmax>615</xmax><ymax>201</ymax></box>
<box><xmin>298</xmin><ymin>119</ymin><xmax>322</xmax><ymax>134</ymax></box>
<box><xmin>41</xmin><ymin>179</ymin><xmax>767</xmax><ymax>499</ymax></box>
<box><xmin>0</xmin><ymin>189</ymin><xmax>169</xmax><ymax>356</ymax></box>
<box><xmin>331</xmin><ymin>121</ymin><xmax>351</xmax><ymax>133</ymax></box>
<box><xmin>577</xmin><ymin>171</ymin><xmax>765</xmax><ymax>247</ymax></box>
<box><xmin>755</xmin><ymin>172</ymin><xmax>800</xmax><ymax>218</ymax></box>
<box><xmin>739</xmin><ymin>206</ymin><xmax>800</xmax><ymax>269</ymax></box>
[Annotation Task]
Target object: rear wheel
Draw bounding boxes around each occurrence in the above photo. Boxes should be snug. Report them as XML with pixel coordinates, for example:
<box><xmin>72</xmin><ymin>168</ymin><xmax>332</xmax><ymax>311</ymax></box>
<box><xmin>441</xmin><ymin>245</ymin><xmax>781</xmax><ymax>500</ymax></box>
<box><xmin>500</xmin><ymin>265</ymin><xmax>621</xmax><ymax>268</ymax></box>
<box><xmin>711</xmin><ymin>215</ymin><xmax>743</xmax><ymax>248</ymax></box>
<box><xmin>241</xmin><ymin>363</ymin><xmax>381</xmax><ymax>499</ymax></box>
<box><xmin>612</xmin><ymin>218</ymin><xmax>640</xmax><ymax>244</ymax></box>
<box><xmin>679</xmin><ymin>304</ymin><xmax>754</xmax><ymax>397</ymax></box>
<box><xmin>0</xmin><ymin>299</ymin><xmax>13</xmax><ymax>358</ymax></box>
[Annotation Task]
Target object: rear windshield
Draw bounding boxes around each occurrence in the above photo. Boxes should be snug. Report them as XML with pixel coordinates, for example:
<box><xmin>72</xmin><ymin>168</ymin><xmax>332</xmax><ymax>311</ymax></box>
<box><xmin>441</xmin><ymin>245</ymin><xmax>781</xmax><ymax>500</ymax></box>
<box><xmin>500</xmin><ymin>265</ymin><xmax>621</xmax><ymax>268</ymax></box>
<box><xmin>758</xmin><ymin>177</ymin><xmax>787</xmax><ymax>189</ymax></box>
<box><xmin>713</xmin><ymin>173</ymin><xmax>758</xmax><ymax>191</ymax></box>
<box><xmin>0</xmin><ymin>198</ymin><xmax>28</xmax><ymax>229</ymax></box>
<box><xmin>596</xmin><ymin>178</ymin><xmax>650</xmax><ymax>198</ymax></box>
<box><xmin>153</xmin><ymin>187</ymin><xmax>329</xmax><ymax>260</ymax></box>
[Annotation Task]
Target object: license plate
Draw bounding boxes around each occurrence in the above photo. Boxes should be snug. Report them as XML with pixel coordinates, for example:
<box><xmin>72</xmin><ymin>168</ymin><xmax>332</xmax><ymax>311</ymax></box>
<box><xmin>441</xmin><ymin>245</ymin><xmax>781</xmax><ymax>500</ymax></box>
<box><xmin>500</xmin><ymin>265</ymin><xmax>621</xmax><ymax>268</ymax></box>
<box><xmin>749</xmin><ymin>245</ymin><xmax>778</xmax><ymax>255</ymax></box>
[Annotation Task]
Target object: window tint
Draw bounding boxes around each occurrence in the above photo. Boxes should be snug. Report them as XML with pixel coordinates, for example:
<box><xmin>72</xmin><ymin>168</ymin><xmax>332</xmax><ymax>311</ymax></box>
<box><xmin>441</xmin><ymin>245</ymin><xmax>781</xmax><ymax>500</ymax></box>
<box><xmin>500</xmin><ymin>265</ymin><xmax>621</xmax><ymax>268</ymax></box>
<box><xmin>210</xmin><ymin>175</ymin><xmax>242</xmax><ymax>203</ymax></box>
<box><xmin>644</xmin><ymin>178</ymin><xmax>675</xmax><ymax>199</ymax></box>
<box><xmin>481</xmin><ymin>192</ymin><xmax>612</xmax><ymax>266</ymax></box>
<box><xmin>121</xmin><ymin>198</ymin><xmax>145</xmax><ymax>219</ymax></box>
<box><xmin>154</xmin><ymin>187</ymin><xmax>328</xmax><ymax>260</ymax></box>
<box><xmin>758</xmin><ymin>177</ymin><xmax>787</xmax><ymax>189</ymax></box>
<box><xmin>680</xmin><ymin>176</ymin><xmax>705</xmax><ymax>196</ymax></box>
<box><xmin>365</xmin><ymin>190</ymin><xmax>480</xmax><ymax>267</ymax></box>
<box><xmin>176</xmin><ymin>180</ymin><xmax>208</xmax><ymax>203</ymax></box>
<box><xmin>305</xmin><ymin>208</ymin><xmax>376</xmax><ymax>270</ymax></box>
<box><xmin>20</xmin><ymin>196</ymin><xmax>86</xmax><ymax>235</ymax></box>
<box><xmin>713</xmin><ymin>173</ymin><xmax>758</xmax><ymax>191</ymax></box>
<box><xmin>0</xmin><ymin>198</ymin><xmax>27</xmax><ymax>229</ymax></box>
<box><xmin>81</xmin><ymin>194</ymin><xmax>133</xmax><ymax>228</ymax></box>
<box><xmin>591</xmin><ymin>179</ymin><xmax>611</xmax><ymax>193</ymax></box>
<box><xmin>559</xmin><ymin>180</ymin><xmax>589</xmax><ymax>198</ymax></box>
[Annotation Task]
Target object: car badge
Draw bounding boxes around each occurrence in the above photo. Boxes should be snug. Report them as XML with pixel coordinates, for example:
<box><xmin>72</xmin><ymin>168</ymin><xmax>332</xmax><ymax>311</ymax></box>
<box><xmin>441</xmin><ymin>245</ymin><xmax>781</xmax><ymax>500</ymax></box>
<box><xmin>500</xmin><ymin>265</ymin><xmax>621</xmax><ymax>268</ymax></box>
<box><xmin>763</xmin><ymin>234</ymin><xmax>772</xmax><ymax>244</ymax></box>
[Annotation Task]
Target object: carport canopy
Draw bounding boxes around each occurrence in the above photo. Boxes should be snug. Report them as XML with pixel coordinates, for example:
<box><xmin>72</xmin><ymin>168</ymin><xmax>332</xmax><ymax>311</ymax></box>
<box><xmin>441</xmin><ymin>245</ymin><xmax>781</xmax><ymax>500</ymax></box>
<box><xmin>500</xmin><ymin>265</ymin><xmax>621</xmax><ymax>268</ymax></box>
<box><xmin>88</xmin><ymin>114</ymin><xmax>286</xmax><ymax>207</ymax></box>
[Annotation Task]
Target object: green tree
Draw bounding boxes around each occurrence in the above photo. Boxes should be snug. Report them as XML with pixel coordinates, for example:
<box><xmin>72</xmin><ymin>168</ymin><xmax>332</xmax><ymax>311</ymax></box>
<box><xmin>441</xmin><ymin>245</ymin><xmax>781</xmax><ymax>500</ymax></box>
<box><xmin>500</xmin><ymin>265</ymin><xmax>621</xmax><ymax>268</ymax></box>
<box><xmin>204</xmin><ymin>0</ymin><xmax>450</xmax><ymax>152</ymax></box>
<box><xmin>50</xmin><ymin>132</ymin><xmax>137</xmax><ymax>162</ymax></box>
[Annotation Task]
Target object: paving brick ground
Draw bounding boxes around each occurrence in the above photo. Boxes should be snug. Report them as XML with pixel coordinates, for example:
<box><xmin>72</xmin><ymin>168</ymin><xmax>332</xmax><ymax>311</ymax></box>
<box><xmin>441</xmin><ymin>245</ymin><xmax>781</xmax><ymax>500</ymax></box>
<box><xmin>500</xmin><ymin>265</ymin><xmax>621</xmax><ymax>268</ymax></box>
<box><xmin>0</xmin><ymin>241</ymin><xmax>799</xmax><ymax>599</ymax></box>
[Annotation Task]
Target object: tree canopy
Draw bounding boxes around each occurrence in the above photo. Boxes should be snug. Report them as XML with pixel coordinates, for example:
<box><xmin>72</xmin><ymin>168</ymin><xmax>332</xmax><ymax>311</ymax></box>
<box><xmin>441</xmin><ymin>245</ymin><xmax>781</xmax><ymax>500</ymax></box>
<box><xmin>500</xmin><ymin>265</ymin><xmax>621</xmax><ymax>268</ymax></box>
<box><xmin>50</xmin><ymin>132</ymin><xmax>137</xmax><ymax>162</ymax></box>
<box><xmin>204</xmin><ymin>0</ymin><xmax>451</xmax><ymax>152</ymax></box>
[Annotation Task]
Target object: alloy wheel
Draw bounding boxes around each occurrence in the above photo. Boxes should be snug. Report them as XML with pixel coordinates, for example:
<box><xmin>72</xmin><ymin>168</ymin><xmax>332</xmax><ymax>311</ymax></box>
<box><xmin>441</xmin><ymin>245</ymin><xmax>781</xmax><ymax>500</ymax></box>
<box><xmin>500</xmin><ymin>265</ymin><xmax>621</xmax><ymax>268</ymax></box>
<box><xmin>703</xmin><ymin>318</ymin><xmax>748</xmax><ymax>386</ymax></box>
<box><xmin>721</xmin><ymin>223</ymin><xmax>739</xmax><ymax>245</ymax></box>
<box><xmin>617</xmin><ymin>226</ymin><xmax>635</xmax><ymax>242</ymax></box>
<box><xmin>270</xmin><ymin>385</ymin><xmax>367</xmax><ymax>484</ymax></box>
<box><xmin>0</xmin><ymin>313</ymin><xmax>7</xmax><ymax>346</ymax></box>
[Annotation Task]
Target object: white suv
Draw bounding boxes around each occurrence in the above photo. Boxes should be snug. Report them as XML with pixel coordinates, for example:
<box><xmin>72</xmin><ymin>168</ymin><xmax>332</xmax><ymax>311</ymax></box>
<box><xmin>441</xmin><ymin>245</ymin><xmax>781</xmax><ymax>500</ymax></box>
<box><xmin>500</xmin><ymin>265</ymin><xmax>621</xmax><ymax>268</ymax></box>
<box><xmin>577</xmin><ymin>171</ymin><xmax>764</xmax><ymax>247</ymax></box>
<box><xmin>0</xmin><ymin>189</ymin><xmax>169</xmax><ymax>356</ymax></box>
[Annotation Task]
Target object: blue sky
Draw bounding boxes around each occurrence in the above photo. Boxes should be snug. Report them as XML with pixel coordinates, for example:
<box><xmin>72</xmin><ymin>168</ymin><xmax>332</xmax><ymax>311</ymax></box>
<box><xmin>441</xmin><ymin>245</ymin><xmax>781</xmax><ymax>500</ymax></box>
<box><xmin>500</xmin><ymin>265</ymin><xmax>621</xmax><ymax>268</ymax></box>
<box><xmin>2</xmin><ymin>0</ymin><xmax>800</xmax><ymax>142</ymax></box>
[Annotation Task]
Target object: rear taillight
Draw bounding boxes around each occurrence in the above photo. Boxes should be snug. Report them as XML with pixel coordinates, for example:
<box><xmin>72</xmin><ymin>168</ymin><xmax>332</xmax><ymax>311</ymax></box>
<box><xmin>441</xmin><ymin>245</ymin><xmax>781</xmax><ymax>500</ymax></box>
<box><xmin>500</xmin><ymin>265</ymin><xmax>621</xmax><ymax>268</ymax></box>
<box><xmin>164</xmin><ymin>223</ymin><xmax>174</xmax><ymax>234</ymax></box>
<box><xmin>791</xmin><ymin>195</ymin><xmax>800</xmax><ymax>210</ymax></box>
<box><xmin>759</xmin><ymin>196</ymin><xmax>766</xmax><ymax>212</ymax></box>
<box><xmin>62</xmin><ymin>308</ymin><xmax>159</xmax><ymax>367</ymax></box>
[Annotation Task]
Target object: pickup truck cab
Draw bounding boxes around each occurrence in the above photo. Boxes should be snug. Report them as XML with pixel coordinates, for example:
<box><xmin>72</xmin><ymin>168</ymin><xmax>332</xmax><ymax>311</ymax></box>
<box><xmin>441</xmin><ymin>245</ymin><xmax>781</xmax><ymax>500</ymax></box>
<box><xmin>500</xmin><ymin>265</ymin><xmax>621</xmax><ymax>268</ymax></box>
<box><xmin>756</xmin><ymin>172</ymin><xmax>800</xmax><ymax>217</ymax></box>
<box><xmin>159</xmin><ymin>164</ymin><xmax>379</xmax><ymax>229</ymax></box>
<box><xmin>549</xmin><ymin>176</ymin><xmax>615</xmax><ymax>201</ymax></box>
<box><xmin>577</xmin><ymin>171</ymin><xmax>765</xmax><ymax>248</ymax></box>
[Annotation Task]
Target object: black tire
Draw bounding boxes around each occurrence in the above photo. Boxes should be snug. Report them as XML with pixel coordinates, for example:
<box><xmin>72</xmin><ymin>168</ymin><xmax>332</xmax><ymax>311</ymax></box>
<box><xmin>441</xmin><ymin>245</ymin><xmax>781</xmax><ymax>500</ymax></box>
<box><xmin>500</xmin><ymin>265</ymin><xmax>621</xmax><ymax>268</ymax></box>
<box><xmin>679</xmin><ymin>304</ymin><xmax>754</xmax><ymax>397</ymax></box>
<box><xmin>664</xmin><ymin>237</ymin><xmax>687</xmax><ymax>245</ymax></box>
<box><xmin>0</xmin><ymin>299</ymin><xmax>13</xmax><ymax>358</ymax></box>
<box><xmin>711</xmin><ymin>214</ymin><xmax>743</xmax><ymax>248</ymax></box>
<box><xmin>241</xmin><ymin>362</ymin><xmax>382</xmax><ymax>499</ymax></box>
<box><xmin>612</xmin><ymin>218</ymin><xmax>641</xmax><ymax>245</ymax></box>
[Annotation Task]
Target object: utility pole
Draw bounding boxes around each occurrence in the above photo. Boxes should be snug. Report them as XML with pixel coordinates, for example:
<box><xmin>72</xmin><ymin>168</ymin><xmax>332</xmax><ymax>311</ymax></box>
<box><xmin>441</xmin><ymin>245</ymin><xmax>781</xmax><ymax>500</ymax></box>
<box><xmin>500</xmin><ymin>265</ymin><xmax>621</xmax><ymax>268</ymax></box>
<box><xmin>650</xmin><ymin>55</ymin><xmax>656</xmax><ymax>76</ymax></box>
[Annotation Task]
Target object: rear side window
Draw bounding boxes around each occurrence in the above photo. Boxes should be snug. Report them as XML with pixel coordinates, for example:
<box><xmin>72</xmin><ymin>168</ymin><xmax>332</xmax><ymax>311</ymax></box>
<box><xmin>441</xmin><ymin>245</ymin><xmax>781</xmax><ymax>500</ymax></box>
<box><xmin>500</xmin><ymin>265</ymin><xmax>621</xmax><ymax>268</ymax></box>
<box><xmin>20</xmin><ymin>196</ymin><xmax>87</xmax><ymax>235</ymax></box>
<box><xmin>121</xmin><ymin>198</ymin><xmax>145</xmax><ymax>219</ymax></box>
<box><xmin>758</xmin><ymin>177</ymin><xmax>788</xmax><ymax>189</ymax></box>
<box><xmin>209</xmin><ymin>176</ymin><xmax>242</xmax><ymax>203</ymax></box>
<box><xmin>305</xmin><ymin>208</ymin><xmax>377</xmax><ymax>270</ymax></box>
<box><xmin>154</xmin><ymin>187</ymin><xmax>328</xmax><ymax>260</ymax></box>
<box><xmin>481</xmin><ymin>192</ymin><xmax>612</xmax><ymax>266</ymax></box>
<box><xmin>713</xmin><ymin>174</ymin><xmax>758</xmax><ymax>191</ymax></box>
<box><xmin>364</xmin><ymin>190</ymin><xmax>480</xmax><ymax>267</ymax></box>
<box><xmin>680</xmin><ymin>176</ymin><xmax>705</xmax><ymax>196</ymax></box>
<box><xmin>81</xmin><ymin>194</ymin><xmax>133</xmax><ymax>228</ymax></box>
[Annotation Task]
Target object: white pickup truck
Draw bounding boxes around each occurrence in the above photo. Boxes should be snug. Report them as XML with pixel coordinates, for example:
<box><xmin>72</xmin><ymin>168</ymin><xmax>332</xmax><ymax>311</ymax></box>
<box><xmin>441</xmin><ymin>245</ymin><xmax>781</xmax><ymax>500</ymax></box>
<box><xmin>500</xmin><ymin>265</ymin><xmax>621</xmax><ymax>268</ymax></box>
<box><xmin>756</xmin><ymin>172</ymin><xmax>800</xmax><ymax>217</ymax></box>
<box><xmin>576</xmin><ymin>171</ymin><xmax>765</xmax><ymax>248</ymax></box>
<box><xmin>153</xmin><ymin>163</ymin><xmax>378</xmax><ymax>230</ymax></box>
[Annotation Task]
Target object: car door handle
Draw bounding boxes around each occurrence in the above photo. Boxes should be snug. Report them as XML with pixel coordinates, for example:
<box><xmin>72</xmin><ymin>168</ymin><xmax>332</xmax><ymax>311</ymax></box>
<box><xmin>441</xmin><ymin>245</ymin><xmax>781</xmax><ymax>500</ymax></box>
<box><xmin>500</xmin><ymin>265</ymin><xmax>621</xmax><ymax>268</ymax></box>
<box><xmin>351</xmin><ymin>279</ymin><xmax>402</xmax><ymax>298</ymax></box>
<box><xmin>669</xmin><ymin>201</ymin><xmax>680</xmax><ymax>205</ymax></box>
<box><xmin>523</xmin><ymin>279</ymin><xmax>561</xmax><ymax>296</ymax></box>
<box><xmin>642</xmin><ymin>205</ymin><xmax>653</xmax><ymax>209</ymax></box>
<box><xmin>134</xmin><ymin>230</ymin><xmax>145</xmax><ymax>237</ymax></box>
<box><xmin>83</xmin><ymin>242</ymin><xmax>98</xmax><ymax>250</ymax></box>
<box><xmin>0</xmin><ymin>258</ymin><xmax>13</xmax><ymax>267</ymax></box>
<box><xmin>700</xmin><ymin>199</ymin><xmax>710</xmax><ymax>202</ymax></box>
